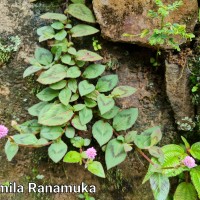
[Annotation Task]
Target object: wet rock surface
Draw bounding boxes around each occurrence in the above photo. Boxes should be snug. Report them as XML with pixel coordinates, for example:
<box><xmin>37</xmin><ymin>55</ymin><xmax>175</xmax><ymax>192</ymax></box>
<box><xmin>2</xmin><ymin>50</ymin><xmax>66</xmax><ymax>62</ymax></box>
<box><xmin>0</xmin><ymin>1</ymin><xmax>178</xmax><ymax>200</ymax></box>
<box><xmin>93</xmin><ymin>0</ymin><xmax>198</xmax><ymax>49</ymax></box>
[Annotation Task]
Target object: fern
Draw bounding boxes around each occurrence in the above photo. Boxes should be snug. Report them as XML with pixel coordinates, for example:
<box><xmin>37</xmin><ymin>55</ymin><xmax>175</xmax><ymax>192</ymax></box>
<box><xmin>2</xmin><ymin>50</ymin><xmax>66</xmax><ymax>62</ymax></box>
<box><xmin>174</xmin><ymin>182</ymin><xmax>197</xmax><ymax>200</ymax></box>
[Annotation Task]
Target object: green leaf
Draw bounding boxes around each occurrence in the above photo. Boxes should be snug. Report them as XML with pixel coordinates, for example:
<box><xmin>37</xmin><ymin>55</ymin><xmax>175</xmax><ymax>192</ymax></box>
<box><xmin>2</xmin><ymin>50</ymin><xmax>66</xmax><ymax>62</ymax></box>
<box><xmin>50</xmin><ymin>80</ymin><xmax>67</xmax><ymax>90</ymax></box>
<box><xmin>35</xmin><ymin>48</ymin><xmax>53</xmax><ymax>66</ymax></box>
<box><xmin>66</xmin><ymin>67</ymin><xmax>81</xmax><ymax>78</ymax></box>
<box><xmin>124</xmin><ymin>131</ymin><xmax>137</xmax><ymax>143</ymax></box>
<box><xmin>84</xmin><ymin>98</ymin><xmax>97</xmax><ymax>108</ymax></box>
<box><xmin>70</xmin><ymin>93</ymin><xmax>79</xmax><ymax>102</ymax></box>
<box><xmin>23</xmin><ymin>66</ymin><xmax>43</xmax><ymax>78</ymax></box>
<box><xmin>92</xmin><ymin>120</ymin><xmax>113</xmax><ymax>146</ymax></box>
<box><xmin>82</xmin><ymin>64</ymin><xmax>105</xmax><ymax>79</ymax></box>
<box><xmin>190</xmin><ymin>142</ymin><xmax>200</xmax><ymax>160</ymax></box>
<box><xmin>36</xmin><ymin>87</ymin><xmax>59</xmax><ymax>101</ymax></box>
<box><xmin>190</xmin><ymin>166</ymin><xmax>200</xmax><ymax>198</ymax></box>
<box><xmin>63</xmin><ymin>151</ymin><xmax>82</xmax><ymax>163</ymax></box>
<box><xmin>84</xmin><ymin>138</ymin><xmax>91</xmax><ymax>146</ymax></box>
<box><xmin>150</xmin><ymin>173</ymin><xmax>170</xmax><ymax>200</ymax></box>
<box><xmin>61</xmin><ymin>54</ymin><xmax>71</xmax><ymax>64</ymax></box>
<box><xmin>40</xmin><ymin>126</ymin><xmax>63</xmax><ymax>140</ymax></box>
<box><xmin>113</xmin><ymin>108</ymin><xmax>138</xmax><ymax>131</ymax></box>
<box><xmin>13</xmin><ymin>134</ymin><xmax>38</xmax><ymax>145</ymax></box>
<box><xmin>105</xmin><ymin>138</ymin><xmax>127</xmax><ymax>170</ymax></box>
<box><xmin>59</xmin><ymin>87</ymin><xmax>72</xmax><ymax>106</ymax></box>
<box><xmin>66</xmin><ymin>4</ymin><xmax>95</xmax><ymax>23</ymax></box>
<box><xmin>71</xmin><ymin>0</ymin><xmax>85</xmax><ymax>4</ymax></box>
<box><xmin>68</xmin><ymin>47</ymin><xmax>77</xmax><ymax>55</ymax></box>
<box><xmin>37</xmin><ymin>26</ymin><xmax>55</xmax><ymax>42</ymax></box>
<box><xmin>68</xmin><ymin>79</ymin><xmax>77</xmax><ymax>93</ymax></box>
<box><xmin>48</xmin><ymin>140</ymin><xmax>67</xmax><ymax>163</ymax></box>
<box><xmin>65</xmin><ymin>126</ymin><xmax>75</xmax><ymax>138</ymax></box>
<box><xmin>76</xmin><ymin>60</ymin><xmax>85</xmax><ymax>67</ymax></box>
<box><xmin>85</xmin><ymin>90</ymin><xmax>99</xmax><ymax>100</ymax></box>
<box><xmin>37</xmin><ymin>64</ymin><xmax>68</xmax><ymax>85</ymax></box>
<box><xmin>38</xmin><ymin>103</ymin><xmax>73</xmax><ymax>126</ymax></box>
<box><xmin>174</xmin><ymin>182</ymin><xmax>197</xmax><ymax>200</ymax></box>
<box><xmin>28</xmin><ymin>102</ymin><xmax>48</xmax><ymax>116</ymax></box>
<box><xmin>79</xmin><ymin>107</ymin><xmax>93</xmax><ymax>125</ymax></box>
<box><xmin>73</xmin><ymin>104</ymin><xmax>86</xmax><ymax>111</ymax></box>
<box><xmin>76</xmin><ymin>50</ymin><xmax>103</xmax><ymax>61</ymax></box>
<box><xmin>100</xmin><ymin>106</ymin><xmax>119</xmax><ymax>119</ymax></box>
<box><xmin>40</xmin><ymin>12</ymin><xmax>67</xmax><ymax>21</ymax></box>
<box><xmin>96</xmin><ymin>75</ymin><xmax>118</xmax><ymax>92</ymax></box>
<box><xmin>111</xmin><ymin>86</ymin><xmax>137</xmax><ymax>98</ymax></box>
<box><xmin>181</xmin><ymin>136</ymin><xmax>190</xmax><ymax>149</ymax></box>
<box><xmin>71</xmin><ymin>116</ymin><xmax>87</xmax><ymax>131</ymax></box>
<box><xmin>161</xmin><ymin>144</ymin><xmax>187</xmax><ymax>177</ymax></box>
<box><xmin>87</xmin><ymin>161</ymin><xmax>105</xmax><ymax>178</ymax></box>
<box><xmin>70</xmin><ymin>136</ymin><xmax>84</xmax><ymax>148</ymax></box>
<box><xmin>148</xmin><ymin>146</ymin><xmax>164</xmax><ymax>163</ymax></box>
<box><xmin>123</xmin><ymin>143</ymin><xmax>132</xmax><ymax>152</ymax></box>
<box><xmin>5</xmin><ymin>140</ymin><xmax>19</xmax><ymax>161</ymax></box>
<box><xmin>51</xmin><ymin>21</ymin><xmax>64</xmax><ymax>30</ymax></box>
<box><xmin>16</xmin><ymin>120</ymin><xmax>41</xmax><ymax>134</ymax></box>
<box><xmin>78</xmin><ymin>80</ymin><xmax>95</xmax><ymax>96</ymax></box>
<box><xmin>133</xmin><ymin>126</ymin><xmax>162</xmax><ymax>149</ymax></box>
<box><xmin>71</xmin><ymin>24</ymin><xmax>99</xmax><ymax>37</ymax></box>
<box><xmin>97</xmin><ymin>94</ymin><xmax>115</xmax><ymax>115</ymax></box>
<box><xmin>54</xmin><ymin>30</ymin><xmax>67</xmax><ymax>41</ymax></box>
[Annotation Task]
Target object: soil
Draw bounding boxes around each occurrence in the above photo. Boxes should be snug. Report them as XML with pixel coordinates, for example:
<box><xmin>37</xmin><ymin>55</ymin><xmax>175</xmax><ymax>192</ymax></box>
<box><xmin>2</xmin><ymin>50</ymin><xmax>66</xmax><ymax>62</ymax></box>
<box><xmin>0</xmin><ymin>0</ymin><xmax>188</xmax><ymax>200</ymax></box>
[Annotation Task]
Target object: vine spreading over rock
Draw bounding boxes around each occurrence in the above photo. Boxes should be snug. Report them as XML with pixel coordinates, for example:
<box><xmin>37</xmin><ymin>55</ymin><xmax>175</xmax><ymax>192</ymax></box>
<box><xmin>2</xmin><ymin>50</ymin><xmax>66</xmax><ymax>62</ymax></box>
<box><xmin>1</xmin><ymin>1</ymin><xmax>200</xmax><ymax>200</ymax></box>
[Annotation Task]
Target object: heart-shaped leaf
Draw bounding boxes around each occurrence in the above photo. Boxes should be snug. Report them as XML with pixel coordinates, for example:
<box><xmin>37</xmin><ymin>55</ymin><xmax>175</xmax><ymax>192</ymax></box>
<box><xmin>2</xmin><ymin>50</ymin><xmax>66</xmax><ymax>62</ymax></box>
<box><xmin>36</xmin><ymin>87</ymin><xmax>59</xmax><ymax>101</ymax></box>
<box><xmin>5</xmin><ymin>140</ymin><xmax>19</xmax><ymax>161</ymax></box>
<box><xmin>37</xmin><ymin>64</ymin><xmax>68</xmax><ymax>85</ymax></box>
<box><xmin>105</xmin><ymin>139</ymin><xmax>127</xmax><ymax>170</ymax></box>
<box><xmin>92</xmin><ymin>120</ymin><xmax>113</xmax><ymax>146</ymax></box>
<box><xmin>59</xmin><ymin>87</ymin><xmax>72</xmax><ymax>106</ymax></box>
<box><xmin>68</xmin><ymin>79</ymin><xmax>78</xmax><ymax>93</ymax></box>
<box><xmin>38</xmin><ymin>103</ymin><xmax>74</xmax><ymax>126</ymax></box>
<box><xmin>79</xmin><ymin>107</ymin><xmax>93</xmax><ymax>125</ymax></box>
<box><xmin>71</xmin><ymin>116</ymin><xmax>87</xmax><ymax>131</ymax></box>
<box><xmin>97</xmin><ymin>94</ymin><xmax>115</xmax><ymax>115</ymax></box>
<box><xmin>82</xmin><ymin>64</ymin><xmax>105</xmax><ymax>79</ymax></box>
<box><xmin>66</xmin><ymin>66</ymin><xmax>81</xmax><ymax>78</ymax></box>
<box><xmin>35</xmin><ymin>48</ymin><xmax>53</xmax><ymax>66</ymax></box>
<box><xmin>87</xmin><ymin>161</ymin><xmax>105</xmax><ymax>178</ymax></box>
<box><xmin>78</xmin><ymin>80</ymin><xmax>95</xmax><ymax>96</ymax></box>
<box><xmin>40</xmin><ymin>126</ymin><xmax>63</xmax><ymax>140</ymax></box>
<box><xmin>48</xmin><ymin>140</ymin><xmax>67</xmax><ymax>163</ymax></box>
<box><xmin>96</xmin><ymin>75</ymin><xmax>118</xmax><ymax>92</ymax></box>
<box><xmin>113</xmin><ymin>108</ymin><xmax>138</xmax><ymax>131</ymax></box>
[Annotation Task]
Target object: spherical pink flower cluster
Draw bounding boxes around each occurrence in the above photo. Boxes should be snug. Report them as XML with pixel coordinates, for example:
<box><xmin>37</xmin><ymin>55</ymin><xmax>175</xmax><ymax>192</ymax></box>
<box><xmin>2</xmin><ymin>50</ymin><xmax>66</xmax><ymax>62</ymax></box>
<box><xmin>182</xmin><ymin>156</ymin><xmax>196</xmax><ymax>168</ymax></box>
<box><xmin>86</xmin><ymin>147</ymin><xmax>97</xmax><ymax>159</ymax></box>
<box><xmin>0</xmin><ymin>125</ymin><xmax>9</xmax><ymax>139</ymax></box>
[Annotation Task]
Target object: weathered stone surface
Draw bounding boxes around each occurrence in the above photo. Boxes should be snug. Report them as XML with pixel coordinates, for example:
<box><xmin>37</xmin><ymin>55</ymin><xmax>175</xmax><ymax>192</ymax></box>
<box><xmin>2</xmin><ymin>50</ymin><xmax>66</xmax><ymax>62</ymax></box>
<box><xmin>165</xmin><ymin>55</ymin><xmax>195</xmax><ymax>129</ymax></box>
<box><xmin>93</xmin><ymin>0</ymin><xmax>198</xmax><ymax>49</ymax></box>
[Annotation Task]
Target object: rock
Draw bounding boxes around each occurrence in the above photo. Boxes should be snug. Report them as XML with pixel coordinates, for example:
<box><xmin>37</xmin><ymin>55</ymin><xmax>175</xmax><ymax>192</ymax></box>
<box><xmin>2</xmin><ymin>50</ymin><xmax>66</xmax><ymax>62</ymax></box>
<box><xmin>165</xmin><ymin>52</ymin><xmax>195</xmax><ymax>130</ymax></box>
<box><xmin>93</xmin><ymin>0</ymin><xmax>198</xmax><ymax>49</ymax></box>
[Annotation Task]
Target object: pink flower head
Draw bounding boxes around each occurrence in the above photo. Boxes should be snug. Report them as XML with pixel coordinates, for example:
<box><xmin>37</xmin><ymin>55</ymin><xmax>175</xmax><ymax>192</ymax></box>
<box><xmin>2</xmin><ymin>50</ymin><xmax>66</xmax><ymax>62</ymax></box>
<box><xmin>182</xmin><ymin>156</ymin><xmax>196</xmax><ymax>168</ymax></box>
<box><xmin>0</xmin><ymin>125</ymin><xmax>9</xmax><ymax>139</ymax></box>
<box><xmin>86</xmin><ymin>147</ymin><xmax>97</xmax><ymax>159</ymax></box>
